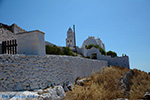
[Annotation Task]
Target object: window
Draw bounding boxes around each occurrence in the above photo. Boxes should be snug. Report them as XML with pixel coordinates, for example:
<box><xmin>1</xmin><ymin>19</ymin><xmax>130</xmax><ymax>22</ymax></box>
<box><xmin>70</xmin><ymin>40</ymin><xmax>72</xmax><ymax>45</ymax></box>
<box><xmin>92</xmin><ymin>53</ymin><xmax>97</xmax><ymax>59</ymax></box>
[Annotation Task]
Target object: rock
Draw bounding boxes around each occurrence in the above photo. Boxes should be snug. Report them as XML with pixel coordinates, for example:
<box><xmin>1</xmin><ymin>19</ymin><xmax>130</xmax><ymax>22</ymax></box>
<box><xmin>65</xmin><ymin>81</ymin><xmax>74</xmax><ymax>91</ymax></box>
<box><xmin>40</xmin><ymin>93</ymin><xmax>52</xmax><ymax>100</ymax></box>
<box><xmin>63</xmin><ymin>85</ymin><xmax>70</xmax><ymax>92</ymax></box>
<box><xmin>120</xmin><ymin>70</ymin><xmax>134</xmax><ymax>97</ymax></box>
<box><xmin>114</xmin><ymin>99</ymin><xmax>128</xmax><ymax>100</ymax></box>
<box><xmin>40</xmin><ymin>85</ymin><xmax>66</xmax><ymax>100</ymax></box>
<box><xmin>76</xmin><ymin>78</ymin><xmax>87</xmax><ymax>86</ymax></box>
<box><xmin>144</xmin><ymin>91</ymin><xmax>150</xmax><ymax>99</ymax></box>
<box><xmin>38</xmin><ymin>97</ymin><xmax>44</xmax><ymax>100</ymax></box>
<box><xmin>37</xmin><ymin>89</ymin><xmax>43</xmax><ymax>95</ymax></box>
<box><xmin>8</xmin><ymin>86</ymin><xmax>65</xmax><ymax>100</ymax></box>
<box><xmin>55</xmin><ymin>86</ymin><xmax>66</xmax><ymax>98</ymax></box>
<box><xmin>62</xmin><ymin>81</ymin><xmax>74</xmax><ymax>92</ymax></box>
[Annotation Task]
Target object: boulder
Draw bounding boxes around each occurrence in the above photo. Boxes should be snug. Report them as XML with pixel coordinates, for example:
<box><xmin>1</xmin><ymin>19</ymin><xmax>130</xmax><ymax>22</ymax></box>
<box><xmin>63</xmin><ymin>85</ymin><xmax>70</xmax><ymax>92</ymax></box>
<box><xmin>37</xmin><ymin>89</ymin><xmax>43</xmax><ymax>95</ymax></box>
<box><xmin>76</xmin><ymin>78</ymin><xmax>88</xmax><ymax>86</ymax></box>
<box><xmin>40</xmin><ymin>93</ymin><xmax>52</xmax><ymax>100</ymax></box>
<box><xmin>7</xmin><ymin>85</ymin><xmax>65</xmax><ymax>100</ymax></box>
<box><xmin>55</xmin><ymin>86</ymin><xmax>66</xmax><ymax>97</ymax></box>
<box><xmin>62</xmin><ymin>81</ymin><xmax>74</xmax><ymax>92</ymax></box>
<box><xmin>65</xmin><ymin>81</ymin><xmax>74</xmax><ymax>91</ymax></box>
<box><xmin>39</xmin><ymin>85</ymin><xmax>66</xmax><ymax>100</ymax></box>
<box><xmin>144</xmin><ymin>91</ymin><xmax>150</xmax><ymax>99</ymax></box>
<box><xmin>114</xmin><ymin>99</ymin><xmax>128</xmax><ymax>100</ymax></box>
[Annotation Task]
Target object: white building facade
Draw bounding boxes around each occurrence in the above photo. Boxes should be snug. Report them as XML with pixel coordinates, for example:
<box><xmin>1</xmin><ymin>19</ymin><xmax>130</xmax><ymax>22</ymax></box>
<box><xmin>80</xmin><ymin>36</ymin><xmax>105</xmax><ymax>57</ymax></box>
<box><xmin>0</xmin><ymin>23</ymin><xmax>46</xmax><ymax>57</ymax></box>
<box><xmin>81</xmin><ymin>36</ymin><xmax>105</xmax><ymax>50</ymax></box>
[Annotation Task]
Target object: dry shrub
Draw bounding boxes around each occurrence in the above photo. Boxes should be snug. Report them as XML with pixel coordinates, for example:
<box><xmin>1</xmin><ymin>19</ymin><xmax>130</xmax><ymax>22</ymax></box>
<box><xmin>129</xmin><ymin>69</ymin><xmax>150</xmax><ymax>99</ymax></box>
<box><xmin>64</xmin><ymin>67</ymin><xmax>150</xmax><ymax>100</ymax></box>
<box><xmin>65</xmin><ymin>66</ymin><xmax>128</xmax><ymax>100</ymax></box>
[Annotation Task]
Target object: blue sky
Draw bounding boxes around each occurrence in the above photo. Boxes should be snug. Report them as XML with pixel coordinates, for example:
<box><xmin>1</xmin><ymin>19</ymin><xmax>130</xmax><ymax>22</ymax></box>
<box><xmin>0</xmin><ymin>0</ymin><xmax>150</xmax><ymax>72</ymax></box>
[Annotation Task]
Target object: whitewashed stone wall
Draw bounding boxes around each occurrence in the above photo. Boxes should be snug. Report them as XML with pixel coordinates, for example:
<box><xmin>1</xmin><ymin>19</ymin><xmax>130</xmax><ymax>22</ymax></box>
<box><xmin>86</xmin><ymin>47</ymin><xmax>130</xmax><ymax>68</ymax></box>
<box><xmin>0</xmin><ymin>28</ymin><xmax>16</xmax><ymax>43</ymax></box>
<box><xmin>0</xmin><ymin>23</ymin><xmax>25</xmax><ymax>43</ymax></box>
<box><xmin>16</xmin><ymin>30</ymin><xmax>46</xmax><ymax>57</ymax></box>
<box><xmin>0</xmin><ymin>44</ymin><xmax>1</xmax><ymax>54</ymax></box>
<box><xmin>0</xmin><ymin>54</ymin><xmax>107</xmax><ymax>91</ymax></box>
<box><xmin>11</xmin><ymin>24</ymin><xmax>26</xmax><ymax>34</ymax></box>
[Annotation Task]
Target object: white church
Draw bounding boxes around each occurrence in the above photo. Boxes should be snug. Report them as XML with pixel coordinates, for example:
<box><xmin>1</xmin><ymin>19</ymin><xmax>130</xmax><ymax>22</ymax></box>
<box><xmin>66</xmin><ymin>25</ymin><xmax>129</xmax><ymax>68</ymax></box>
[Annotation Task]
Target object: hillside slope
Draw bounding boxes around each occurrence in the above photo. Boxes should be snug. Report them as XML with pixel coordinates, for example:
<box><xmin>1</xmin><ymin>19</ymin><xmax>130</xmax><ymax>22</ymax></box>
<box><xmin>64</xmin><ymin>66</ymin><xmax>150</xmax><ymax>100</ymax></box>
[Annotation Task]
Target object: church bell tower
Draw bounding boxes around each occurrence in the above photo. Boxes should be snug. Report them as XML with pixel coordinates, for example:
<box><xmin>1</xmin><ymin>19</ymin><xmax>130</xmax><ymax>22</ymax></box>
<box><xmin>66</xmin><ymin>25</ymin><xmax>76</xmax><ymax>50</ymax></box>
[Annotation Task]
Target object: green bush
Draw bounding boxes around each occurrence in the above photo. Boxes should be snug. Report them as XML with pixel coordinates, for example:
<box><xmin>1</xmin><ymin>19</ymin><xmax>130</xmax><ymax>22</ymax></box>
<box><xmin>62</xmin><ymin>47</ymin><xmax>75</xmax><ymax>56</ymax></box>
<box><xmin>85</xmin><ymin>56</ymin><xmax>90</xmax><ymax>59</ymax></box>
<box><xmin>46</xmin><ymin>44</ymin><xmax>117</xmax><ymax>58</ymax></box>
<box><xmin>86</xmin><ymin>44</ymin><xmax>99</xmax><ymax>49</ymax></box>
<box><xmin>99</xmin><ymin>47</ymin><xmax>106</xmax><ymax>55</ymax></box>
<box><xmin>107</xmin><ymin>51</ymin><xmax>117</xmax><ymax>57</ymax></box>
<box><xmin>46</xmin><ymin>45</ymin><xmax>77</xmax><ymax>56</ymax></box>
<box><xmin>85</xmin><ymin>44</ymin><xmax>106</xmax><ymax>56</ymax></box>
<box><xmin>86</xmin><ymin>44</ymin><xmax>94</xmax><ymax>49</ymax></box>
<box><xmin>94</xmin><ymin>45</ymin><xmax>99</xmax><ymax>48</ymax></box>
<box><xmin>46</xmin><ymin>45</ymin><xmax>63</xmax><ymax>55</ymax></box>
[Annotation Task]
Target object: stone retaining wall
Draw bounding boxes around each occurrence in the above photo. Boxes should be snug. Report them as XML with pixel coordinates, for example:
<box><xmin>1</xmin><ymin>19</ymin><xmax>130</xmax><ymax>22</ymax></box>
<box><xmin>0</xmin><ymin>54</ymin><xmax>107</xmax><ymax>91</ymax></box>
<box><xmin>0</xmin><ymin>44</ymin><xmax>2</xmax><ymax>54</ymax></box>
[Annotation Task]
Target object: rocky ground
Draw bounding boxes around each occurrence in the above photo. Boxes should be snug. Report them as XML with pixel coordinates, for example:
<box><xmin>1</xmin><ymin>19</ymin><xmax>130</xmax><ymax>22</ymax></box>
<box><xmin>0</xmin><ymin>81</ymin><xmax>74</xmax><ymax>100</ymax></box>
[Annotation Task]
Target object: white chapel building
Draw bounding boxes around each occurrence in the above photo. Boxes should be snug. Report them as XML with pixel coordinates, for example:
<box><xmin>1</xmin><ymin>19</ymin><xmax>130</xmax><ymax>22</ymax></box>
<box><xmin>66</xmin><ymin>25</ymin><xmax>130</xmax><ymax>68</ymax></box>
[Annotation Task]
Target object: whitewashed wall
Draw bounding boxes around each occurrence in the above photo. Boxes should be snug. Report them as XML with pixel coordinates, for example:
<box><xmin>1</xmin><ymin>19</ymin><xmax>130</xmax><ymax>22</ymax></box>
<box><xmin>16</xmin><ymin>30</ymin><xmax>46</xmax><ymax>57</ymax></box>
<box><xmin>0</xmin><ymin>28</ymin><xmax>16</xmax><ymax>43</ymax></box>
<box><xmin>0</xmin><ymin>55</ymin><xmax>108</xmax><ymax>91</ymax></box>
<box><xmin>12</xmin><ymin>24</ymin><xmax>26</xmax><ymax>34</ymax></box>
<box><xmin>0</xmin><ymin>44</ymin><xmax>2</xmax><ymax>54</ymax></box>
<box><xmin>86</xmin><ymin>47</ymin><xmax>130</xmax><ymax>68</ymax></box>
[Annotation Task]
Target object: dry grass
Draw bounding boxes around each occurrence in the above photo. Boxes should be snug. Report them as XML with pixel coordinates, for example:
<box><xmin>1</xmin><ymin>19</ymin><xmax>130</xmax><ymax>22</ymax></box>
<box><xmin>129</xmin><ymin>69</ymin><xmax>150</xmax><ymax>100</ymax></box>
<box><xmin>64</xmin><ymin>66</ymin><xmax>150</xmax><ymax>100</ymax></box>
